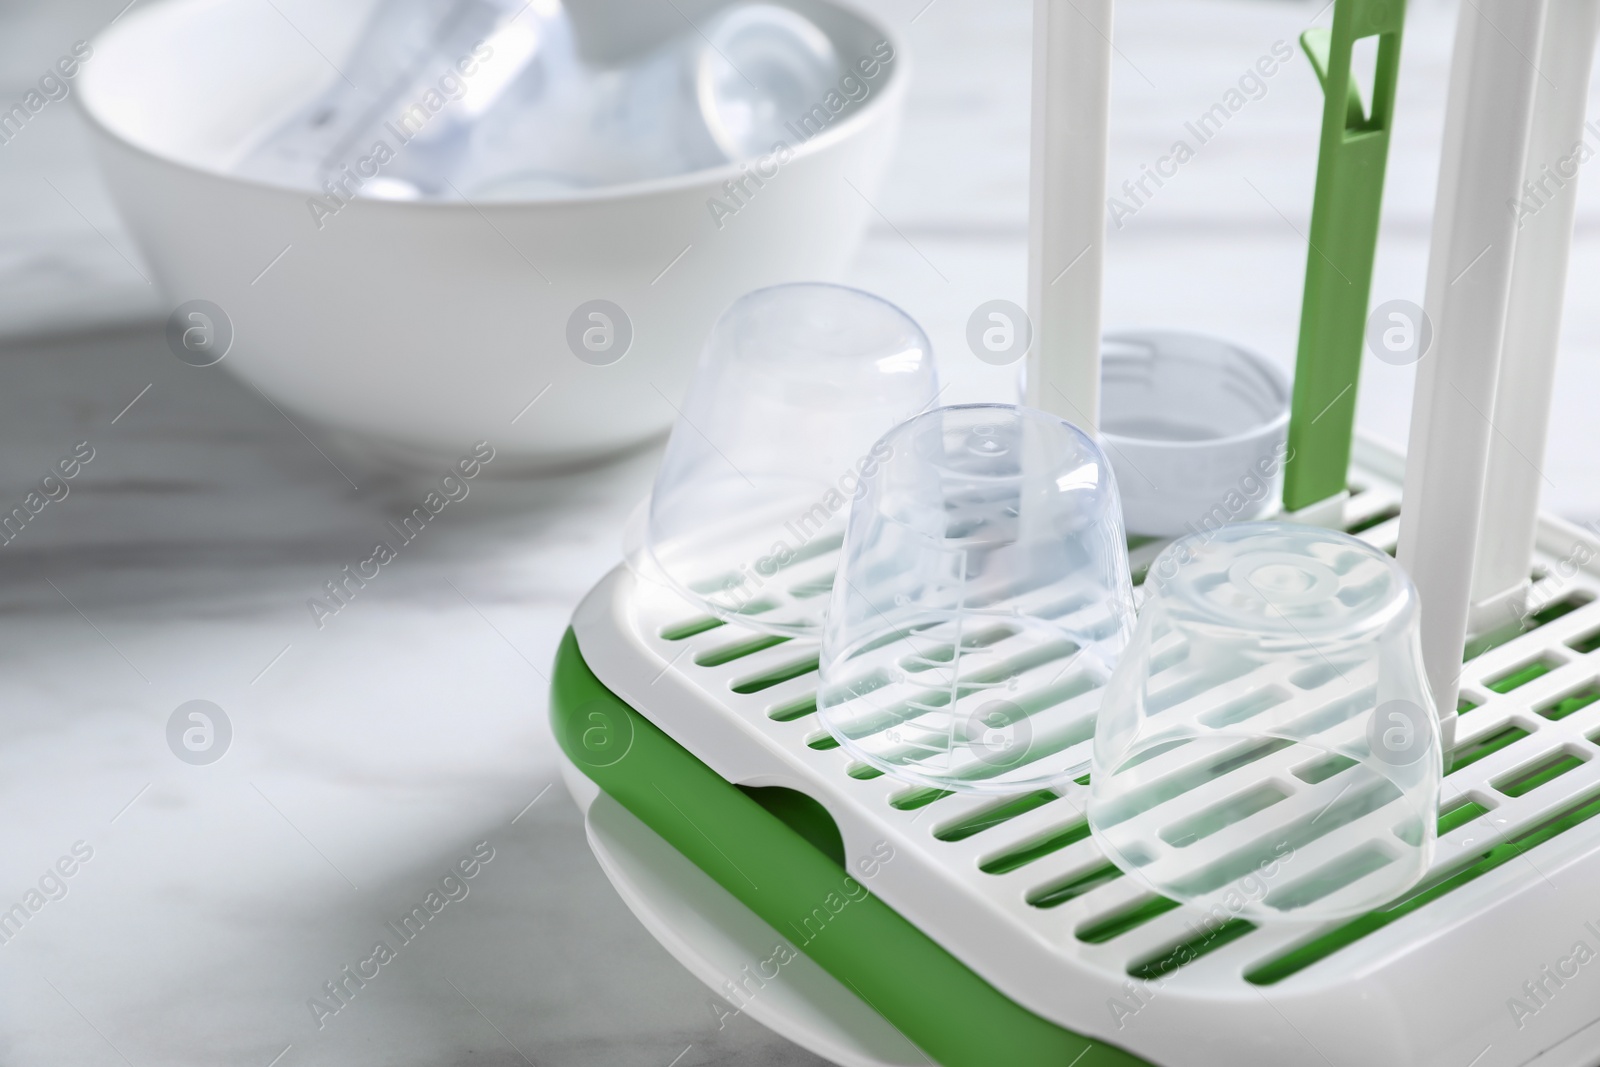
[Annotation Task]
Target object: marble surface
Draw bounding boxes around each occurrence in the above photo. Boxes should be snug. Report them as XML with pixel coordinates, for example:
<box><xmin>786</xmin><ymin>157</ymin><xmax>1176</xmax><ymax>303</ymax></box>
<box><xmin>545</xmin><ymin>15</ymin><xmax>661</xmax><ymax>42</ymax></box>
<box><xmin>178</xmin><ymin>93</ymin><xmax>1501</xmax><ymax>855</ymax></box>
<box><xmin>2</xmin><ymin>1</ymin><xmax>1600</xmax><ymax>1065</ymax></box>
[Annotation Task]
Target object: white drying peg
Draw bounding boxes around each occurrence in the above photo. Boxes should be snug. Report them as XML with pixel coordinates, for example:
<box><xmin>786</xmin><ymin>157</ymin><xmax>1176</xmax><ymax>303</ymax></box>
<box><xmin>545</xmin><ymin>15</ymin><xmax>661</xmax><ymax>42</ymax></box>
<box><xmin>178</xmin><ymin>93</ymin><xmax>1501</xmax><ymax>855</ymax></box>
<box><xmin>1469</xmin><ymin>0</ymin><xmax>1600</xmax><ymax>633</ymax></box>
<box><xmin>1026</xmin><ymin>0</ymin><xmax>1113</xmax><ymax>433</ymax></box>
<box><xmin>1399</xmin><ymin>0</ymin><xmax>1550</xmax><ymax>747</ymax></box>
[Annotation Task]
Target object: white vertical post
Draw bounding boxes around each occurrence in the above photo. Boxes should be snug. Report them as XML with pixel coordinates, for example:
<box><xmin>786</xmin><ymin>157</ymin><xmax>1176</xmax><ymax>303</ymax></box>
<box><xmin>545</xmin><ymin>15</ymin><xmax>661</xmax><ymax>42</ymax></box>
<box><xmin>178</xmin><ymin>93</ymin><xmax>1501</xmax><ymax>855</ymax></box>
<box><xmin>1469</xmin><ymin>0</ymin><xmax>1600</xmax><ymax>631</ymax></box>
<box><xmin>1026</xmin><ymin>0</ymin><xmax>1113</xmax><ymax>432</ymax></box>
<box><xmin>1399</xmin><ymin>0</ymin><xmax>1549</xmax><ymax>747</ymax></box>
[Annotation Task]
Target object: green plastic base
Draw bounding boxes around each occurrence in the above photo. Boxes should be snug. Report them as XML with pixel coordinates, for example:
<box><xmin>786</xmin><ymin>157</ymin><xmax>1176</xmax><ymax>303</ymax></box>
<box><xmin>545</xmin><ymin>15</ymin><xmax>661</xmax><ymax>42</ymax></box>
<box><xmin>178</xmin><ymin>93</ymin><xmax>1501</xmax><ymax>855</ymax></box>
<box><xmin>552</xmin><ymin>628</ymin><xmax>1153</xmax><ymax>1067</ymax></box>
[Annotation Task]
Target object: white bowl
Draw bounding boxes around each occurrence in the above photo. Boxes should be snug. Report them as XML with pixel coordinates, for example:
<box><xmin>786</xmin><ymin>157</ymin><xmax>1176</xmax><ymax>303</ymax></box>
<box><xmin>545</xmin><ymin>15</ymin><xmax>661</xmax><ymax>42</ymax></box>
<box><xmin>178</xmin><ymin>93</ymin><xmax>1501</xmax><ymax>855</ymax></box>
<box><xmin>77</xmin><ymin>0</ymin><xmax>908</xmax><ymax>471</ymax></box>
<box><xmin>1100</xmin><ymin>330</ymin><xmax>1292</xmax><ymax>538</ymax></box>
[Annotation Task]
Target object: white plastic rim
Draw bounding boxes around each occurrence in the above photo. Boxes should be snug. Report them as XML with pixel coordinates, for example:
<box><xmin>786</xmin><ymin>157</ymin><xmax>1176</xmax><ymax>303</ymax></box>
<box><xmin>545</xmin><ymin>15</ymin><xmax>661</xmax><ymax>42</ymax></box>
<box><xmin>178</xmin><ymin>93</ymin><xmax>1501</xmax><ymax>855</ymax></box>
<box><xmin>572</xmin><ymin>779</ymin><xmax>926</xmax><ymax>1067</ymax></box>
<box><xmin>1100</xmin><ymin>331</ymin><xmax>1291</xmax><ymax>538</ymax></box>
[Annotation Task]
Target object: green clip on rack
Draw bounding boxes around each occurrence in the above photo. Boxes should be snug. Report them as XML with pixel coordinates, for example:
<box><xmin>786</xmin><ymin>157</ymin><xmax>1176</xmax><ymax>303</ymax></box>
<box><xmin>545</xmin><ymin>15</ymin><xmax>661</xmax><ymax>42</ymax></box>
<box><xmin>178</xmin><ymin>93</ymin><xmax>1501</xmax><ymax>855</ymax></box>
<box><xmin>1283</xmin><ymin>0</ymin><xmax>1405</xmax><ymax>516</ymax></box>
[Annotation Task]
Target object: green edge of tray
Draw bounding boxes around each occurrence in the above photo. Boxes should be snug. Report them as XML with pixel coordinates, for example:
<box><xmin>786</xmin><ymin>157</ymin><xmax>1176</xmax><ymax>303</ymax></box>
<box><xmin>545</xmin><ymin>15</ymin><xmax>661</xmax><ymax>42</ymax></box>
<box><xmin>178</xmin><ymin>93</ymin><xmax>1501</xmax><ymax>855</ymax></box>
<box><xmin>550</xmin><ymin>628</ymin><xmax>1154</xmax><ymax>1067</ymax></box>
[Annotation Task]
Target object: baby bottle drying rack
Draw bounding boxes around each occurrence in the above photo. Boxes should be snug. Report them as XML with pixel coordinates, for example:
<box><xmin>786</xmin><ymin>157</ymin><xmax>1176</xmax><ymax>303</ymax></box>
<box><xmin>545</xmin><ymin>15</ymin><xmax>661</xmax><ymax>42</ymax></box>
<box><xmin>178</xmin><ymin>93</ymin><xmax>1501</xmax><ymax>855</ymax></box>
<box><xmin>550</xmin><ymin>1</ymin><xmax>1600</xmax><ymax>1064</ymax></box>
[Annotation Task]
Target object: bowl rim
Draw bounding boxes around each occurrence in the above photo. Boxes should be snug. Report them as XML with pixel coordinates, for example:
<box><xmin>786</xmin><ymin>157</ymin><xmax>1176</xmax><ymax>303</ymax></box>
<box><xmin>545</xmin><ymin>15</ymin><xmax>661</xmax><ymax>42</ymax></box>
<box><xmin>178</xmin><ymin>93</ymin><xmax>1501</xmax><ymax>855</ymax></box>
<box><xmin>75</xmin><ymin>0</ymin><xmax>911</xmax><ymax>208</ymax></box>
<box><xmin>1099</xmin><ymin>328</ymin><xmax>1293</xmax><ymax>453</ymax></box>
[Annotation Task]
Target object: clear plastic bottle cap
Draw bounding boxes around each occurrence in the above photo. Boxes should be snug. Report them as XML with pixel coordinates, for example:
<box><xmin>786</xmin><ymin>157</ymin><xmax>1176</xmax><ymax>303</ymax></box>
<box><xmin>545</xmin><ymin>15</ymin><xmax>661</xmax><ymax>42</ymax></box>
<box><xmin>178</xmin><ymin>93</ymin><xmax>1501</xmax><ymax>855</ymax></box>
<box><xmin>1089</xmin><ymin>522</ymin><xmax>1442</xmax><ymax>923</ymax></box>
<box><xmin>697</xmin><ymin>4</ymin><xmax>843</xmax><ymax>160</ymax></box>
<box><xmin>815</xmin><ymin>404</ymin><xmax>1136</xmax><ymax>794</ymax></box>
<box><xmin>643</xmin><ymin>283</ymin><xmax>937</xmax><ymax>636</ymax></box>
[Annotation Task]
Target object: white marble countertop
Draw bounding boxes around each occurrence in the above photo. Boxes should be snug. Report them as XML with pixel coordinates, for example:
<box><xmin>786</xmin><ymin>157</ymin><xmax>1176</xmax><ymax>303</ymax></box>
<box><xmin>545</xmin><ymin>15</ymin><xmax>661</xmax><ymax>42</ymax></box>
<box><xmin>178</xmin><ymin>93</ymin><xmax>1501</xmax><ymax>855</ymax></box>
<box><xmin>2</xmin><ymin>1</ymin><xmax>1600</xmax><ymax>1065</ymax></box>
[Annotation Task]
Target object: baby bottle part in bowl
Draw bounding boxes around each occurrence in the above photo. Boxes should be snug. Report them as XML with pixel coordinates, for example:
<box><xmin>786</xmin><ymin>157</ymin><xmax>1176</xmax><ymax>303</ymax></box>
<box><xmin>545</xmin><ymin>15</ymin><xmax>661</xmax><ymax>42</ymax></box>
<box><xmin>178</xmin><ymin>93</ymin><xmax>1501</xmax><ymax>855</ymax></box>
<box><xmin>234</xmin><ymin>0</ymin><xmax>842</xmax><ymax>198</ymax></box>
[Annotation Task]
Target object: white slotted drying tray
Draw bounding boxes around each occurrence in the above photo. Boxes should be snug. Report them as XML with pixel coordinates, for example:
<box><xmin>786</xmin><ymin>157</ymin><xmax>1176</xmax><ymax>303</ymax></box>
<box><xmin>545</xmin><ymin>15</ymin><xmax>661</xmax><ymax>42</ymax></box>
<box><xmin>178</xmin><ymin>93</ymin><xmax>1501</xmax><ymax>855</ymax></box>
<box><xmin>572</xmin><ymin>438</ymin><xmax>1600</xmax><ymax>1067</ymax></box>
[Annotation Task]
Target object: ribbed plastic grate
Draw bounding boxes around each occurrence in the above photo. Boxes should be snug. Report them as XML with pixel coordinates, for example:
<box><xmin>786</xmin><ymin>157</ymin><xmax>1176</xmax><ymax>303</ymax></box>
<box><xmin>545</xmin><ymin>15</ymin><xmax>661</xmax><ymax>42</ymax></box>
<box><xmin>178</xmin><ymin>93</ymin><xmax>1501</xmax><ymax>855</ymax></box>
<box><xmin>580</xmin><ymin>454</ymin><xmax>1600</xmax><ymax>1064</ymax></box>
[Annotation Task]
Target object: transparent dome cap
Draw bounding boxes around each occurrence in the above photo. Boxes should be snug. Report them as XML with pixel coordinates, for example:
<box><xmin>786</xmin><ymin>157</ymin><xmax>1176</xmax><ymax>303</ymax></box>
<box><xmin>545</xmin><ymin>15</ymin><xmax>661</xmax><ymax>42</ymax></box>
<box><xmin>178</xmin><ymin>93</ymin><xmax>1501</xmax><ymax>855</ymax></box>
<box><xmin>815</xmin><ymin>404</ymin><xmax>1137</xmax><ymax>794</ymax></box>
<box><xmin>697</xmin><ymin>4</ymin><xmax>843</xmax><ymax>160</ymax></box>
<box><xmin>1089</xmin><ymin>522</ymin><xmax>1442</xmax><ymax>924</ymax></box>
<box><xmin>644</xmin><ymin>283</ymin><xmax>938</xmax><ymax>636</ymax></box>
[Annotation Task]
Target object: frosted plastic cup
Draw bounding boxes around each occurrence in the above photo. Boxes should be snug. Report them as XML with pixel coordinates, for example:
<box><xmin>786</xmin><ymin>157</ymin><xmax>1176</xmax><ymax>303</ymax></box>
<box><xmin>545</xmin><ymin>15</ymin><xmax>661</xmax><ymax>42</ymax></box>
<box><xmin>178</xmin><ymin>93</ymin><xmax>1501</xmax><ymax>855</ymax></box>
<box><xmin>643</xmin><ymin>283</ymin><xmax>937</xmax><ymax>636</ymax></box>
<box><xmin>815</xmin><ymin>404</ymin><xmax>1137</xmax><ymax>794</ymax></box>
<box><xmin>1100</xmin><ymin>331</ymin><xmax>1291</xmax><ymax>538</ymax></box>
<box><xmin>1089</xmin><ymin>522</ymin><xmax>1442</xmax><ymax>923</ymax></box>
